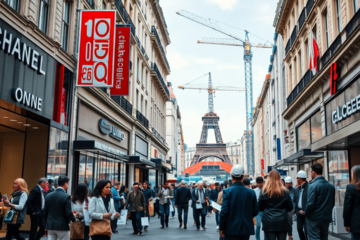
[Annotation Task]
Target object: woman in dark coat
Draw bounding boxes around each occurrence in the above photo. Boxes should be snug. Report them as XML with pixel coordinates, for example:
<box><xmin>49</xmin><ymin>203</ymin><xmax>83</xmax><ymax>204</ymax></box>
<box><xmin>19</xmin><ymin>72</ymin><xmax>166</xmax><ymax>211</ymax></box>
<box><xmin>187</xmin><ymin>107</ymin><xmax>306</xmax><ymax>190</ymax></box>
<box><xmin>259</xmin><ymin>170</ymin><xmax>293</xmax><ymax>240</ymax></box>
<box><xmin>344</xmin><ymin>165</ymin><xmax>360</xmax><ymax>240</ymax></box>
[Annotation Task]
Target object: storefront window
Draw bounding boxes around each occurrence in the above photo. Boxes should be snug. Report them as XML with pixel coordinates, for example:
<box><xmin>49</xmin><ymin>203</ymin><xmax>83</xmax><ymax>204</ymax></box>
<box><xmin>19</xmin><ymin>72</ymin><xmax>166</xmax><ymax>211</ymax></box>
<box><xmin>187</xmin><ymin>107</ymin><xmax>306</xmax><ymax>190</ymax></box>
<box><xmin>297</xmin><ymin>120</ymin><xmax>311</xmax><ymax>151</ymax></box>
<box><xmin>310</xmin><ymin>111</ymin><xmax>322</xmax><ymax>143</ymax></box>
<box><xmin>328</xmin><ymin>151</ymin><xmax>349</xmax><ymax>206</ymax></box>
<box><xmin>47</xmin><ymin>127</ymin><xmax>68</xmax><ymax>180</ymax></box>
<box><xmin>120</xmin><ymin>162</ymin><xmax>126</xmax><ymax>185</ymax></box>
<box><xmin>149</xmin><ymin>169</ymin><xmax>156</xmax><ymax>189</ymax></box>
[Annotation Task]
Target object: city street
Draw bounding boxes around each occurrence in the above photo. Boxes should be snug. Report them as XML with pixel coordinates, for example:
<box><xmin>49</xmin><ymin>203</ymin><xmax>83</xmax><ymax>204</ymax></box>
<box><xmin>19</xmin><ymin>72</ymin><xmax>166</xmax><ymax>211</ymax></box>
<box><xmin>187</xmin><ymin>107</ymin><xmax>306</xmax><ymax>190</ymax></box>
<box><xmin>113</xmin><ymin>209</ymin><xmax>341</xmax><ymax>240</ymax></box>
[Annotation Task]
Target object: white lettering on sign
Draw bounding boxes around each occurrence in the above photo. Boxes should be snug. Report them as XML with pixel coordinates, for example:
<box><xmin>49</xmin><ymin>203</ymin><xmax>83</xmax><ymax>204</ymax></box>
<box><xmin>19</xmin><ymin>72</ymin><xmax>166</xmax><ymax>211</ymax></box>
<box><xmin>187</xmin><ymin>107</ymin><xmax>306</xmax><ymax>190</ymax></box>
<box><xmin>0</xmin><ymin>27</ymin><xmax>46</xmax><ymax>75</ymax></box>
<box><xmin>13</xmin><ymin>88</ymin><xmax>43</xmax><ymax>111</ymax></box>
<box><xmin>332</xmin><ymin>94</ymin><xmax>360</xmax><ymax>124</ymax></box>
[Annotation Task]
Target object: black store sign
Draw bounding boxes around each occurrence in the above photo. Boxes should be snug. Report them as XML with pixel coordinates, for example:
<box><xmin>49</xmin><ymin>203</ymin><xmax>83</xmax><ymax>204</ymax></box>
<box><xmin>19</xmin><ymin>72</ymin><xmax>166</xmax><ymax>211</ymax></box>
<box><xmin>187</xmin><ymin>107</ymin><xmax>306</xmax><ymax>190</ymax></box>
<box><xmin>0</xmin><ymin>19</ymin><xmax>56</xmax><ymax>119</ymax></box>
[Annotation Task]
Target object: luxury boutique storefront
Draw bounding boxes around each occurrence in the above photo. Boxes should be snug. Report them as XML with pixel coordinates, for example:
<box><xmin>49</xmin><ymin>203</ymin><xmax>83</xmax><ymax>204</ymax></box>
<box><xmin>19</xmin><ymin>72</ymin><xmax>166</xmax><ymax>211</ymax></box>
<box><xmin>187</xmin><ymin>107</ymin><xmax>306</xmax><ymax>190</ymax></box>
<box><xmin>0</xmin><ymin>19</ymin><xmax>73</xmax><ymax>233</ymax></box>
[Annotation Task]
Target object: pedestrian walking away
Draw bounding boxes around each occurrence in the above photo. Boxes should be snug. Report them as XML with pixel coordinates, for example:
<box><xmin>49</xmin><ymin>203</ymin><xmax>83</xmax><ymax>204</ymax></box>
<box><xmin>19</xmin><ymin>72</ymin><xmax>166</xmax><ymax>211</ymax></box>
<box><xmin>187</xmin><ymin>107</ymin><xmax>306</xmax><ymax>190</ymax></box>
<box><xmin>3</xmin><ymin>178</ymin><xmax>29</xmax><ymax>240</ymax></box>
<box><xmin>71</xmin><ymin>183</ymin><xmax>90</xmax><ymax>240</ymax></box>
<box><xmin>124</xmin><ymin>182</ymin><xmax>146</xmax><ymax>235</ymax></box>
<box><xmin>344</xmin><ymin>165</ymin><xmax>360</xmax><ymax>240</ymax></box>
<box><xmin>175</xmin><ymin>180</ymin><xmax>192</xmax><ymax>229</ymax></box>
<box><xmin>294</xmin><ymin>170</ymin><xmax>309</xmax><ymax>240</ymax></box>
<box><xmin>44</xmin><ymin>175</ymin><xmax>76</xmax><ymax>240</ymax></box>
<box><xmin>170</xmin><ymin>184</ymin><xmax>176</xmax><ymax>219</ymax></box>
<box><xmin>219</xmin><ymin>165</ymin><xmax>259</xmax><ymax>240</ymax></box>
<box><xmin>258</xmin><ymin>170</ymin><xmax>293</xmax><ymax>240</ymax></box>
<box><xmin>210</xmin><ymin>182</ymin><xmax>221</xmax><ymax>230</ymax></box>
<box><xmin>305</xmin><ymin>163</ymin><xmax>335</xmax><ymax>240</ymax></box>
<box><xmin>142</xmin><ymin>181</ymin><xmax>155</xmax><ymax>232</ymax></box>
<box><xmin>27</xmin><ymin>178</ymin><xmax>47</xmax><ymax>240</ymax></box>
<box><xmin>157</xmin><ymin>182</ymin><xmax>173</xmax><ymax>228</ymax></box>
<box><xmin>285</xmin><ymin>176</ymin><xmax>295</xmax><ymax>240</ymax></box>
<box><xmin>110</xmin><ymin>181</ymin><xmax>121</xmax><ymax>234</ymax></box>
<box><xmin>254</xmin><ymin>176</ymin><xmax>267</xmax><ymax>240</ymax></box>
<box><xmin>191</xmin><ymin>181</ymin><xmax>209</xmax><ymax>231</ymax></box>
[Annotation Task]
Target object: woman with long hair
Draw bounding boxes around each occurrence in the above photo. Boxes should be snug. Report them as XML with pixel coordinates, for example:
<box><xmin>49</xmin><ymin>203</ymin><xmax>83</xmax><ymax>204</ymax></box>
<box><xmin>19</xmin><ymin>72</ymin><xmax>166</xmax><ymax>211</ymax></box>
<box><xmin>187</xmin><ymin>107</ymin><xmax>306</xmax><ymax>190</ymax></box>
<box><xmin>343</xmin><ymin>165</ymin><xmax>360</xmax><ymax>240</ymax></box>
<box><xmin>258</xmin><ymin>170</ymin><xmax>293</xmax><ymax>240</ymax></box>
<box><xmin>88</xmin><ymin>180</ymin><xmax>119</xmax><ymax>240</ymax></box>
<box><xmin>3</xmin><ymin>178</ymin><xmax>29</xmax><ymax>240</ymax></box>
<box><xmin>72</xmin><ymin>183</ymin><xmax>90</xmax><ymax>240</ymax></box>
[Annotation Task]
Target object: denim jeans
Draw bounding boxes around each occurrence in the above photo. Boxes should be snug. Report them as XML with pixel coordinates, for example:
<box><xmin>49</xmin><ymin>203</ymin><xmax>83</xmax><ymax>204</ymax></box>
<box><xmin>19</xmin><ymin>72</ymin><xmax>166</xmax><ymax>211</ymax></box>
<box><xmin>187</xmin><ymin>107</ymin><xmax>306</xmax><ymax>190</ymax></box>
<box><xmin>177</xmin><ymin>204</ymin><xmax>189</xmax><ymax>225</ymax></box>
<box><xmin>171</xmin><ymin>199</ymin><xmax>175</xmax><ymax>217</ymax></box>
<box><xmin>194</xmin><ymin>203</ymin><xmax>207</xmax><ymax>228</ymax></box>
<box><xmin>131</xmin><ymin>211</ymin><xmax>144</xmax><ymax>233</ymax></box>
<box><xmin>215</xmin><ymin>210</ymin><xmax>220</xmax><ymax>225</ymax></box>
<box><xmin>160</xmin><ymin>203</ymin><xmax>170</xmax><ymax>226</ymax></box>
<box><xmin>255</xmin><ymin>212</ymin><xmax>267</xmax><ymax>240</ymax></box>
<box><xmin>265</xmin><ymin>232</ymin><xmax>287</xmax><ymax>240</ymax></box>
<box><xmin>307</xmin><ymin>219</ymin><xmax>329</xmax><ymax>240</ymax></box>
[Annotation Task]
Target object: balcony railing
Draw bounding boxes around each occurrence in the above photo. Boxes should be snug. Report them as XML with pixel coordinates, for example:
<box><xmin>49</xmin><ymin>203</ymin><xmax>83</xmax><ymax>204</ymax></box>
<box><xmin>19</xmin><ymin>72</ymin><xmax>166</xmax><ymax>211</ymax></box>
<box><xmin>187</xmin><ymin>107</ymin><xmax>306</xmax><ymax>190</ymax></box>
<box><xmin>290</xmin><ymin>26</ymin><xmax>298</xmax><ymax>47</ymax></box>
<box><xmin>85</xmin><ymin>0</ymin><xmax>95</xmax><ymax>9</ymax></box>
<box><xmin>298</xmin><ymin>8</ymin><xmax>306</xmax><ymax>31</ymax></box>
<box><xmin>111</xmin><ymin>96</ymin><xmax>133</xmax><ymax>116</ymax></box>
<box><xmin>115</xmin><ymin>0</ymin><xmax>136</xmax><ymax>36</ymax></box>
<box><xmin>141</xmin><ymin>46</ymin><xmax>145</xmax><ymax>55</ymax></box>
<box><xmin>306</xmin><ymin>0</ymin><xmax>315</xmax><ymax>17</ymax></box>
<box><xmin>287</xmin><ymin>69</ymin><xmax>313</xmax><ymax>107</ymax></box>
<box><xmin>136</xmin><ymin>110</ymin><xmax>149</xmax><ymax>129</ymax></box>
<box><xmin>320</xmin><ymin>35</ymin><xmax>342</xmax><ymax>68</ymax></box>
<box><xmin>152</xmin><ymin>127</ymin><xmax>166</xmax><ymax>145</ymax></box>
<box><xmin>152</xmin><ymin>62</ymin><xmax>170</xmax><ymax>98</ymax></box>
<box><xmin>346</xmin><ymin>8</ymin><xmax>360</xmax><ymax>38</ymax></box>
<box><xmin>151</xmin><ymin>26</ymin><xmax>171</xmax><ymax>71</ymax></box>
<box><xmin>285</xmin><ymin>39</ymin><xmax>291</xmax><ymax>55</ymax></box>
<box><xmin>135</xmin><ymin>36</ymin><xmax>141</xmax><ymax>47</ymax></box>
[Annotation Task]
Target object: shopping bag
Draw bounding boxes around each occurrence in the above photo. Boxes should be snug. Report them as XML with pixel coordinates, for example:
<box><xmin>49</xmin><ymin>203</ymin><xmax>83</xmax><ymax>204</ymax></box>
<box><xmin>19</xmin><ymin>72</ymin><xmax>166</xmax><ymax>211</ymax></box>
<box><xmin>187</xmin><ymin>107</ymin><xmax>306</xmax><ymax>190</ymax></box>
<box><xmin>83</xmin><ymin>209</ymin><xmax>91</xmax><ymax>226</ymax></box>
<box><xmin>117</xmin><ymin>209</ymin><xmax>128</xmax><ymax>225</ymax></box>
<box><xmin>70</xmin><ymin>221</ymin><xmax>85</xmax><ymax>239</ymax></box>
<box><xmin>141</xmin><ymin>217</ymin><xmax>149</xmax><ymax>226</ymax></box>
<box><xmin>196</xmin><ymin>202</ymin><xmax>203</xmax><ymax>209</ymax></box>
<box><xmin>148</xmin><ymin>200</ymin><xmax>154</xmax><ymax>216</ymax></box>
<box><xmin>169</xmin><ymin>202</ymin><xmax>174</xmax><ymax>212</ymax></box>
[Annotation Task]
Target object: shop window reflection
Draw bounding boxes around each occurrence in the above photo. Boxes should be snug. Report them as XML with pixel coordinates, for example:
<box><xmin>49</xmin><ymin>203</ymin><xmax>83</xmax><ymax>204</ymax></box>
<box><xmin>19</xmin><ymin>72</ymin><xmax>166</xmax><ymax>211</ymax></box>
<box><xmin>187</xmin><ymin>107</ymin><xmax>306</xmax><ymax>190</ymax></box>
<box><xmin>328</xmin><ymin>151</ymin><xmax>349</xmax><ymax>206</ymax></box>
<box><xmin>310</xmin><ymin>111</ymin><xmax>322</xmax><ymax>143</ymax></box>
<box><xmin>47</xmin><ymin>127</ymin><xmax>68</xmax><ymax>181</ymax></box>
<box><xmin>297</xmin><ymin>120</ymin><xmax>311</xmax><ymax>151</ymax></box>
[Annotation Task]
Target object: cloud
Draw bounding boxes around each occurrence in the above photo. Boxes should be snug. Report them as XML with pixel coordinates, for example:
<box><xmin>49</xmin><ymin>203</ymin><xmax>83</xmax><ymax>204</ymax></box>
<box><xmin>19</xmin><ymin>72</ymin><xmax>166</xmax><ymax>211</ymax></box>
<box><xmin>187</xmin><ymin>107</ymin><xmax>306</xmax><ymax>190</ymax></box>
<box><xmin>193</xmin><ymin>58</ymin><xmax>217</xmax><ymax>65</ymax></box>
<box><xmin>168</xmin><ymin>52</ymin><xmax>189</xmax><ymax>69</ymax></box>
<box><xmin>207</xmin><ymin>0</ymin><xmax>238</xmax><ymax>10</ymax></box>
<box><xmin>254</xmin><ymin>3</ymin><xmax>273</xmax><ymax>24</ymax></box>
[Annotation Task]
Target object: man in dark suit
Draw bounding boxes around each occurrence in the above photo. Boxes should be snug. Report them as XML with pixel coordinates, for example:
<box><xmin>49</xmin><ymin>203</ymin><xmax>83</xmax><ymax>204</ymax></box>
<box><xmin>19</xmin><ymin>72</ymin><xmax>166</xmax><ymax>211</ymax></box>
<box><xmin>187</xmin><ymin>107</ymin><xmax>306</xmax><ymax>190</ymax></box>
<box><xmin>294</xmin><ymin>170</ymin><xmax>309</xmax><ymax>240</ymax></box>
<box><xmin>44</xmin><ymin>175</ymin><xmax>76</xmax><ymax>240</ymax></box>
<box><xmin>46</xmin><ymin>179</ymin><xmax>55</xmax><ymax>195</ymax></box>
<box><xmin>27</xmin><ymin>178</ymin><xmax>48</xmax><ymax>240</ymax></box>
<box><xmin>210</xmin><ymin>182</ymin><xmax>221</xmax><ymax>229</ymax></box>
<box><xmin>220</xmin><ymin>165</ymin><xmax>259</xmax><ymax>240</ymax></box>
<box><xmin>175</xmin><ymin>180</ymin><xmax>192</xmax><ymax>229</ymax></box>
<box><xmin>191</xmin><ymin>181</ymin><xmax>209</xmax><ymax>231</ymax></box>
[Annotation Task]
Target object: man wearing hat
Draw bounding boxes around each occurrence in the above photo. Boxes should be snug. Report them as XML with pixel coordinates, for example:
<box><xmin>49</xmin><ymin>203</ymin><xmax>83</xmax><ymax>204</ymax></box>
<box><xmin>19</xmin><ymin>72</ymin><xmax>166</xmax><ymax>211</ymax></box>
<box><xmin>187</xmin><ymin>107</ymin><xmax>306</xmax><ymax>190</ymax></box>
<box><xmin>175</xmin><ymin>180</ymin><xmax>192</xmax><ymax>229</ymax></box>
<box><xmin>220</xmin><ymin>165</ymin><xmax>259</xmax><ymax>239</ymax></box>
<box><xmin>294</xmin><ymin>170</ymin><xmax>309</xmax><ymax>240</ymax></box>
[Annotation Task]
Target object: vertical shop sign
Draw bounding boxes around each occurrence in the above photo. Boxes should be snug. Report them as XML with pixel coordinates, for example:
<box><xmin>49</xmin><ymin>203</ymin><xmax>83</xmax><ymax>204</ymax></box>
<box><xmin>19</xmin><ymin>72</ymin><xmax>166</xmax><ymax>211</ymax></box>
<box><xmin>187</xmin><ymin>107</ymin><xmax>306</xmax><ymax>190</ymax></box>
<box><xmin>76</xmin><ymin>10</ymin><xmax>116</xmax><ymax>87</ymax></box>
<box><xmin>110</xmin><ymin>25</ymin><xmax>131</xmax><ymax>95</ymax></box>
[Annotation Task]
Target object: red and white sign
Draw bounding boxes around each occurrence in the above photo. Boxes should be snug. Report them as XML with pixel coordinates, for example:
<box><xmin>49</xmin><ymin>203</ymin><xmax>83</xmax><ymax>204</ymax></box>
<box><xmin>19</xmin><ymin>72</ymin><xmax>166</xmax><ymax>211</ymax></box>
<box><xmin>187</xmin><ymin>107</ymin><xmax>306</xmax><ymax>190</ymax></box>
<box><xmin>261</xmin><ymin>159</ymin><xmax>264</xmax><ymax>170</ymax></box>
<box><xmin>76</xmin><ymin>10</ymin><xmax>116</xmax><ymax>87</ymax></box>
<box><xmin>309</xmin><ymin>31</ymin><xmax>319</xmax><ymax>75</ymax></box>
<box><xmin>330</xmin><ymin>62</ymin><xmax>339</xmax><ymax>96</ymax></box>
<box><xmin>110</xmin><ymin>25</ymin><xmax>131</xmax><ymax>95</ymax></box>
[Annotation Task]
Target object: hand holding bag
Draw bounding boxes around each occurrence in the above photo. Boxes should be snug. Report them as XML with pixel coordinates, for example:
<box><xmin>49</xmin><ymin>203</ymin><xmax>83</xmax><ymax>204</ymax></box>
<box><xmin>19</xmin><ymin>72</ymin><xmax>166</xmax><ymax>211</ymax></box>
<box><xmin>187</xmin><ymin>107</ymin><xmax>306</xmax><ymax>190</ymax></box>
<box><xmin>4</xmin><ymin>210</ymin><xmax>18</xmax><ymax>224</ymax></box>
<box><xmin>70</xmin><ymin>220</ymin><xmax>85</xmax><ymax>239</ymax></box>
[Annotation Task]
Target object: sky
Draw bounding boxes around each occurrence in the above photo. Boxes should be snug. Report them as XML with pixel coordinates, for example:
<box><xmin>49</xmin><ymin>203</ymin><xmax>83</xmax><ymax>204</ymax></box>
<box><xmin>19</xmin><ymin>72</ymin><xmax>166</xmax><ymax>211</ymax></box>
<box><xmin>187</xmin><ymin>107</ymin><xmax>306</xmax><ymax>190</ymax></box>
<box><xmin>161</xmin><ymin>0</ymin><xmax>279</xmax><ymax>147</ymax></box>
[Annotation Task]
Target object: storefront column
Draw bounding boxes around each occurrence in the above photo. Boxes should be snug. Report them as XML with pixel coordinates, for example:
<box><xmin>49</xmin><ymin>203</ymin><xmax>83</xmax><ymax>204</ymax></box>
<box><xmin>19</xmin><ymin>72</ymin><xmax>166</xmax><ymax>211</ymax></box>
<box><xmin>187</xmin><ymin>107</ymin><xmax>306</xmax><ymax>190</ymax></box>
<box><xmin>128</xmin><ymin>164</ymin><xmax>135</xmax><ymax>188</ymax></box>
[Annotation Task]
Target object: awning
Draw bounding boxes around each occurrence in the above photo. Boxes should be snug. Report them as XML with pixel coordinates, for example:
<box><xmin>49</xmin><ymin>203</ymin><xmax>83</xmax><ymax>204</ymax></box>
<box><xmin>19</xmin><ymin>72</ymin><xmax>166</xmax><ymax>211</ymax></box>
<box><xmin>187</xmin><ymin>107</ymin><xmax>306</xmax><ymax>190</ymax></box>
<box><xmin>128</xmin><ymin>156</ymin><xmax>156</xmax><ymax>168</ymax></box>
<box><xmin>311</xmin><ymin>120</ymin><xmax>360</xmax><ymax>151</ymax></box>
<box><xmin>151</xmin><ymin>158</ymin><xmax>172</xmax><ymax>172</ymax></box>
<box><xmin>272</xmin><ymin>148</ymin><xmax>324</xmax><ymax>168</ymax></box>
<box><xmin>73</xmin><ymin>140</ymin><xmax>129</xmax><ymax>161</ymax></box>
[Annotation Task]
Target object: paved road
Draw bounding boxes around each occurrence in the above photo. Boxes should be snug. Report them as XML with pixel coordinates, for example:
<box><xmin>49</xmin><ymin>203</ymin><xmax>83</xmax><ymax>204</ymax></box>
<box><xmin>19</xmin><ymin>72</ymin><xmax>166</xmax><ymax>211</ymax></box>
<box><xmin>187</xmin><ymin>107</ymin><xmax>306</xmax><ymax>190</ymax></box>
<box><xmin>112</xmin><ymin>208</ymin><xmax>341</xmax><ymax>240</ymax></box>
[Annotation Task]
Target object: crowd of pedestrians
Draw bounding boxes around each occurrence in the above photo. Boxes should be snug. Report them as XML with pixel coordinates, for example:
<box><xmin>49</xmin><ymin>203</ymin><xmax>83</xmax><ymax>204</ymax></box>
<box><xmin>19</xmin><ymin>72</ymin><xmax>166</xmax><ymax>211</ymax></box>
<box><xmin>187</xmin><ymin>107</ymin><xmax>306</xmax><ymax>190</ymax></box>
<box><xmin>1</xmin><ymin>163</ymin><xmax>360</xmax><ymax>240</ymax></box>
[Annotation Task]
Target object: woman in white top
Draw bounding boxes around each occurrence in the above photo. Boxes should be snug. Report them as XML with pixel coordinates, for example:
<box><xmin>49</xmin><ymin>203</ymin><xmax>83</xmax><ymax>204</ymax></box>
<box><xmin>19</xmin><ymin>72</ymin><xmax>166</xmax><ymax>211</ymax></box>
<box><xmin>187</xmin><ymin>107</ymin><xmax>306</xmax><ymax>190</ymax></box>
<box><xmin>71</xmin><ymin>183</ymin><xmax>90</xmax><ymax>240</ymax></box>
<box><xmin>89</xmin><ymin>180</ymin><xmax>119</xmax><ymax>240</ymax></box>
<box><xmin>3</xmin><ymin>178</ymin><xmax>29</xmax><ymax>240</ymax></box>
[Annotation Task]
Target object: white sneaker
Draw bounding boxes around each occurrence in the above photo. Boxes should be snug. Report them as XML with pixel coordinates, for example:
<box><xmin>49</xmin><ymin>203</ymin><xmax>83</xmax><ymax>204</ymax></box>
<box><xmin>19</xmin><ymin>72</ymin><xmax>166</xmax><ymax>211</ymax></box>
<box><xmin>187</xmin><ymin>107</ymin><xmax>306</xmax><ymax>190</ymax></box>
<box><xmin>216</xmin><ymin>226</ymin><xmax>219</xmax><ymax>230</ymax></box>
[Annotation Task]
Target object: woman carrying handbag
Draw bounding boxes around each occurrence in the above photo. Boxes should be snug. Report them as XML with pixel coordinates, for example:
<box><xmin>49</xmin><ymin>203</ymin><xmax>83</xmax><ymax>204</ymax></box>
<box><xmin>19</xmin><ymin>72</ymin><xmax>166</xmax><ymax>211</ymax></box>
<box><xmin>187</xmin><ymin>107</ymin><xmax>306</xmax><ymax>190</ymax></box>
<box><xmin>89</xmin><ymin>180</ymin><xmax>120</xmax><ymax>240</ymax></box>
<box><xmin>71</xmin><ymin>183</ymin><xmax>90</xmax><ymax>240</ymax></box>
<box><xmin>3</xmin><ymin>178</ymin><xmax>28</xmax><ymax>240</ymax></box>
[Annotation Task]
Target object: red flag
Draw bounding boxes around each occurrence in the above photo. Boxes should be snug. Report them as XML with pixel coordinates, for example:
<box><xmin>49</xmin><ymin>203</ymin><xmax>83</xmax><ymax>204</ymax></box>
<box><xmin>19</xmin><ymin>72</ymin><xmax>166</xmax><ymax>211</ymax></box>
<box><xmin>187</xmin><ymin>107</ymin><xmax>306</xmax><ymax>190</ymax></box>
<box><xmin>309</xmin><ymin>32</ymin><xmax>319</xmax><ymax>75</ymax></box>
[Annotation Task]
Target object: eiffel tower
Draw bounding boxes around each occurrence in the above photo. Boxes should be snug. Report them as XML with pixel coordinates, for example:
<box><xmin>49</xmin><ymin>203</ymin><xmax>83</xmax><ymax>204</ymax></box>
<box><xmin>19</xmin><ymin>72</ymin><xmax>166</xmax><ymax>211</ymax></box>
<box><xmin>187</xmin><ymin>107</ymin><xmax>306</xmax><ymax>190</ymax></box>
<box><xmin>190</xmin><ymin>73</ymin><xmax>231</xmax><ymax>165</ymax></box>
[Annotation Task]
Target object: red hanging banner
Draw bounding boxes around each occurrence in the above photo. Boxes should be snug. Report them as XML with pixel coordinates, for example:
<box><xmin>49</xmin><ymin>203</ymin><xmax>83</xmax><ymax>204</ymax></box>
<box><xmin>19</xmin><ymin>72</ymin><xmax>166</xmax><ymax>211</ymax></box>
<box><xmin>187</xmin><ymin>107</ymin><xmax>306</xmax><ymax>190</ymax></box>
<box><xmin>110</xmin><ymin>25</ymin><xmax>131</xmax><ymax>95</ymax></box>
<box><xmin>76</xmin><ymin>10</ymin><xmax>116</xmax><ymax>87</ymax></box>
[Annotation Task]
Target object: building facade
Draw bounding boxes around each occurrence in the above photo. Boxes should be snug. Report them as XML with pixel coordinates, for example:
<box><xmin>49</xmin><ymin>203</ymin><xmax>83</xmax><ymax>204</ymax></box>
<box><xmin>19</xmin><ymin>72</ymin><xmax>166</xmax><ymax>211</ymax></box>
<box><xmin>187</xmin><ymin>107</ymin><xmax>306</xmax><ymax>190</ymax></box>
<box><xmin>274</xmin><ymin>0</ymin><xmax>360</xmax><ymax>237</ymax></box>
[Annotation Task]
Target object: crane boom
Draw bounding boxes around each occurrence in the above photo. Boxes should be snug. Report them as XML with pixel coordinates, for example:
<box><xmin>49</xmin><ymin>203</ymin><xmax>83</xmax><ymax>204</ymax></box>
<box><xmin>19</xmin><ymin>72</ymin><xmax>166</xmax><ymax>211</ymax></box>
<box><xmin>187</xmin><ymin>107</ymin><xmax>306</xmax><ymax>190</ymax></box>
<box><xmin>176</xmin><ymin>10</ymin><xmax>246</xmax><ymax>44</ymax></box>
<box><xmin>198</xmin><ymin>38</ymin><xmax>273</xmax><ymax>48</ymax></box>
<box><xmin>178</xmin><ymin>85</ymin><xmax>245</xmax><ymax>92</ymax></box>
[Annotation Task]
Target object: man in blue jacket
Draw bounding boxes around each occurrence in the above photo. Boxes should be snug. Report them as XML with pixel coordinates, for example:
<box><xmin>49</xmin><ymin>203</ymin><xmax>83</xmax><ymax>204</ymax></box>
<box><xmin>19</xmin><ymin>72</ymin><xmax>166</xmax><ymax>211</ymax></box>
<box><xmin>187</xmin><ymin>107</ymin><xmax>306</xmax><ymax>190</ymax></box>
<box><xmin>220</xmin><ymin>165</ymin><xmax>259</xmax><ymax>240</ymax></box>
<box><xmin>305</xmin><ymin>163</ymin><xmax>335</xmax><ymax>240</ymax></box>
<box><xmin>111</xmin><ymin>181</ymin><xmax>122</xmax><ymax>234</ymax></box>
<box><xmin>210</xmin><ymin>182</ymin><xmax>221</xmax><ymax>230</ymax></box>
<box><xmin>142</xmin><ymin>181</ymin><xmax>154</xmax><ymax>231</ymax></box>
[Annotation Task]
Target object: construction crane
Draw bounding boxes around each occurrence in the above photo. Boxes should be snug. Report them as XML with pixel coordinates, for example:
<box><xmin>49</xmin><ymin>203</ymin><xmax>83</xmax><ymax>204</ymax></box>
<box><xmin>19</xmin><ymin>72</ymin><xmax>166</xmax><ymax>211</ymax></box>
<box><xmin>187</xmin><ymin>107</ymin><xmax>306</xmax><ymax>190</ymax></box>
<box><xmin>178</xmin><ymin>72</ymin><xmax>245</xmax><ymax>113</ymax></box>
<box><xmin>176</xmin><ymin>10</ymin><xmax>273</xmax><ymax>175</ymax></box>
